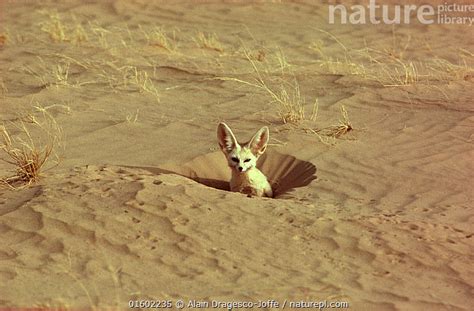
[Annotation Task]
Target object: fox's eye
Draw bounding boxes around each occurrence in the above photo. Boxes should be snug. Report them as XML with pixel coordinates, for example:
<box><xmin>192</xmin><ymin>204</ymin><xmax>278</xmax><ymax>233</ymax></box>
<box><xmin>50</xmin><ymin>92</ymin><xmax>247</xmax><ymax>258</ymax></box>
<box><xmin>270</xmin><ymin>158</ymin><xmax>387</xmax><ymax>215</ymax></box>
<box><xmin>231</xmin><ymin>157</ymin><xmax>239</xmax><ymax>162</ymax></box>
<box><xmin>244</xmin><ymin>159</ymin><xmax>251</xmax><ymax>163</ymax></box>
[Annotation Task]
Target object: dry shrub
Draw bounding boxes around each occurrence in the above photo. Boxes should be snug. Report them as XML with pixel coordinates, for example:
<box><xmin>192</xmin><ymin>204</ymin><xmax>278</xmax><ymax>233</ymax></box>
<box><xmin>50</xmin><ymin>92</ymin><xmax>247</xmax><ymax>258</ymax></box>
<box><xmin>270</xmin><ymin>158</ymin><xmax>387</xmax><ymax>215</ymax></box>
<box><xmin>0</xmin><ymin>108</ymin><xmax>61</xmax><ymax>188</ymax></box>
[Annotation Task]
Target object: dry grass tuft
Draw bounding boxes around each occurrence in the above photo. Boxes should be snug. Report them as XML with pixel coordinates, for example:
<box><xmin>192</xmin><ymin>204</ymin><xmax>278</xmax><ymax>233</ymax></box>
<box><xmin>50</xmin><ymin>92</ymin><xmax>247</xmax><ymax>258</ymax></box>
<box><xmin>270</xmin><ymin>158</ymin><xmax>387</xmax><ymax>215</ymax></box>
<box><xmin>427</xmin><ymin>57</ymin><xmax>473</xmax><ymax>82</ymax></box>
<box><xmin>72</xmin><ymin>24</ymin><xmax>89</xmax><ymax>44</ymax></box>
<box><xmin>273</xmin><ymin>48</ymin><xmax>291</xmax><ymax>73</ymax></box>
<box><xmin>326</xmin><ymin>105</ymin><xmax>353</xmax><ymax>138</ymax></box>
<box><xmin>52</xmin><ymin>62</ymin><xmax>71</xmax><ymax>86</ymax></box>
<box><xmin>123</xmin><ymin>66</ymin><xmax>160</xmax><ymax>101</ymax></box>
<box><xmin>301</xmin><ymin>105</ymin><xmax>354</xmax><ymax>145</ymax></box>
<box><xmin>88</xmin><ymin>22</ymin><xmax>110</xmax><ymax>48</ymax></box>
<box><xmin>277</xmin><ymin>85</ymin><xmax>318</xmax><ymax>125</ymax></box>
<box><xmin>39</xmin><ymin>11</ymin><xmax>67</xmax><ymax>42</ymax></box>
<box><xmin>310</xmin><ymin>29</ymin><xmax>369</xmax><ymax>77</ymax></box>
<box><xmin>196</xmin><ymin>31</ymin><xmax>224</xmax><ymax>52</ymax></box>
<box><xmin>125</xmin><ymin>109</ymin><xmax>140</xmax><ymax>123</ymax></box>
<box><xmin>23</xmin><ymin>57</ymin><xmax>75</xmax><ymax>88</ymax></box>
<box><xmin>39</xmin><ymin>11</ymin><xmax>88</xmax><ymax>45</ymax></box>
<box><xmin>372</xmin><ymin>57</ymin><xmax>420</xmax><ymax>87</ymax></box>
<box><xmin>0</xmin><ymin>109</ymin><xmax>61</xmax><ymax>188</ymax></box>
<box><xmin>141</xmin><ymin>26</ymin><xmax>178</xmax><ymax>53</ymax></box>
<box><xmin>239</xmin><ymin>45</ymin><xmax>291</xmax><ymax>75</ymax></box>
<box><xmin>96</xmin><ymin>63</ymin><xmax>160</xmax><ymax>101</ymax></box>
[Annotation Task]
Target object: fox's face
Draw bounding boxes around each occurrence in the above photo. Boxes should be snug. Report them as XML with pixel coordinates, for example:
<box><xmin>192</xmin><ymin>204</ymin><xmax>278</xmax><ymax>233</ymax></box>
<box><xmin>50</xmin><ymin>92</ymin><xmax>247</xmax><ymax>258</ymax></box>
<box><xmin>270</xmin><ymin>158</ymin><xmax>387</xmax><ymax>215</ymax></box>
<box><xmin>217</xmin><ymin>123</ymin><xmax>269</xmax><ymax>173</ymax></box>
<box><xmin>225</xmin><ymin>144</ymin><xmax>258</xmax><ymax>172</ymax></box>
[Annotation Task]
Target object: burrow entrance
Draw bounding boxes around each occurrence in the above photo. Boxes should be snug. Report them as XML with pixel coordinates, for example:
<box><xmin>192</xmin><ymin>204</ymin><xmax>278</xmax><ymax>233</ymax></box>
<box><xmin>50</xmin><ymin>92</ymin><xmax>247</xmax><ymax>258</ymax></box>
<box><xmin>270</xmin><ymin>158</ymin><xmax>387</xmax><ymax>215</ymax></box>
<box><xmin>157</xmin><ymin>151</ymin><xmax>317</xmax><ymax>199</ymax></box>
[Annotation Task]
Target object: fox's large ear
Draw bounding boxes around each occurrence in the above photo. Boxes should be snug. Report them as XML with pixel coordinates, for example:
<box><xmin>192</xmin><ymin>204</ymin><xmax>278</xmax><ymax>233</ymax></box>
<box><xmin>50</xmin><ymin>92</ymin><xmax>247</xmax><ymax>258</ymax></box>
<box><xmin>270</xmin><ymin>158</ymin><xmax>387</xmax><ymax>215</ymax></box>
<box><xmin>217</xmin><ymin>122</ymin><xmax>238</xmax><ymax>154</ymax></box>
<box><xmin>249</xmin><ymin>126</ymin><xmax>269</xmax><ymax>155</ymax></box>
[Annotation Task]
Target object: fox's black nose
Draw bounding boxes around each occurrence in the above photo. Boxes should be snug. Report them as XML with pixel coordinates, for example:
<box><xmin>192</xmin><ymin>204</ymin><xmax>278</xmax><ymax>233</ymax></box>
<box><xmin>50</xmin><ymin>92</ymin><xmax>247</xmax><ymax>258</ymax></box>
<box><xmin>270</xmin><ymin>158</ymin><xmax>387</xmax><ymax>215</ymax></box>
<box><xmin>238</xmin><ymin>166</ymin><xmax>243</xmax><ymax>172</ymax></box>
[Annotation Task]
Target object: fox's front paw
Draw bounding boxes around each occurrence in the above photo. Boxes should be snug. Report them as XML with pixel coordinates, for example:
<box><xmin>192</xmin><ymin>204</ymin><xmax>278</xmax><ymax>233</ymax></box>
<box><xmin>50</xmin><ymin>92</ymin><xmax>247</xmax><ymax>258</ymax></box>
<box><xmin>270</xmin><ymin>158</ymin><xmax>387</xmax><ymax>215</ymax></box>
<box><xmin>264</xmin><ymin>188</ymin><xmax>273</xmax><ymax>198</ymax></box>
<box><xmin>239</xmin><ymin>186</ymin><xmax>265</xmax><ymax>197</ymax></box>
<box><xmin>241</xmin><ymin>186</ymin><xmax>254</xmax><ymax>196</ymax></box>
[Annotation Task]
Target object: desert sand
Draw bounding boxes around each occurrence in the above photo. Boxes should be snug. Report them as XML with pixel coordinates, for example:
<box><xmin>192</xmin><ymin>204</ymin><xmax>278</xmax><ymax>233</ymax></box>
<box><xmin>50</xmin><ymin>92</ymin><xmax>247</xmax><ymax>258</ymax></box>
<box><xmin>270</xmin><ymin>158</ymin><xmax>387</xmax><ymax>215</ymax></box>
<box><xmin>0</xmin><ymin>1</ymin><xmax>473</xmax><ymax>310</ymax></box>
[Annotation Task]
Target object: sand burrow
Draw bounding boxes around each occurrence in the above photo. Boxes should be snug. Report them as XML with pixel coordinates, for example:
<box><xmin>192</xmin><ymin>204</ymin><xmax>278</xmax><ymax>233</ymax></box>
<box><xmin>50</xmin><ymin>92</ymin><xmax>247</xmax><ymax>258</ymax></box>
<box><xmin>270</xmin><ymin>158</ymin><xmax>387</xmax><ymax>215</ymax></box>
<box><xmin>155</xmin><ymin>151</ymin><xmax>317</xmax><ymax>198</ymax></box>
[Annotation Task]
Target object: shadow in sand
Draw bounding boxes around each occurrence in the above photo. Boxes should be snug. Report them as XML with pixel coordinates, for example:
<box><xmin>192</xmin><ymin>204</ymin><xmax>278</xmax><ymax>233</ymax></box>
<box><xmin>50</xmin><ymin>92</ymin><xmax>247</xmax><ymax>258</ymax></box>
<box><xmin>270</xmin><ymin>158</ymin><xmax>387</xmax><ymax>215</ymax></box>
<box><xmin>134</xmin><ymin>151</ymin><xmax>317</xmax><ymax>199</ymax></box>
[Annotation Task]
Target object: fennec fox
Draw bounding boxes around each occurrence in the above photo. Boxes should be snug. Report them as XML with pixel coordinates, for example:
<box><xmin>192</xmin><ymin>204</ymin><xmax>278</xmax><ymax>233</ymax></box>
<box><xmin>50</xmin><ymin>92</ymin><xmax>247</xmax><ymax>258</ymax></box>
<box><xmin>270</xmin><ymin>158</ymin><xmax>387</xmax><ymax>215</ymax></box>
<box><xmin>217</xmin><ymin>122</ymin><xmax>273</xmax><ymax>198</ymax></box>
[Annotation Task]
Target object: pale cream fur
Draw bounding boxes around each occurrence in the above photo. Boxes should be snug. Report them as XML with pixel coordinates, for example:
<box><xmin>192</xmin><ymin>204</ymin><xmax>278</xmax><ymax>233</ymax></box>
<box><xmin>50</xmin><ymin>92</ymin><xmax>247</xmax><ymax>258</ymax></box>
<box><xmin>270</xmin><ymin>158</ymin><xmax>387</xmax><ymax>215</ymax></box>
<box><xmin>217</xmin><ymin>122</ymin><xmax>273</xmax><ymax>197</ymax></box>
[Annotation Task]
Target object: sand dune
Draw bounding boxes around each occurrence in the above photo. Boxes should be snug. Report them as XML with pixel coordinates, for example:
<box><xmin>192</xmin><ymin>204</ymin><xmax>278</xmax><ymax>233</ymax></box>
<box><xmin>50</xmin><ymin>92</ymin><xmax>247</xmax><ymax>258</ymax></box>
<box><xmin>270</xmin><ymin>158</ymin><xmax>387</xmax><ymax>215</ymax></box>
<box><xmin>0</xmin><ymin>1</ymin><xmax>473</xmax><ymax>310</ymax></box>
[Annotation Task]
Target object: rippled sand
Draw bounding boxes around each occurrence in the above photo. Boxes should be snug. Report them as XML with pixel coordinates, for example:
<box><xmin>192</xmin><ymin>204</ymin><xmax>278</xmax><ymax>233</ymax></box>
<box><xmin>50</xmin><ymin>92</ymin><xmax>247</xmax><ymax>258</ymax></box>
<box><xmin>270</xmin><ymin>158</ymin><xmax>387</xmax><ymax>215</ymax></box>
<box><xmin>0</xmin><ymin>1</ymin><xmax>473</xmax><ymax>310</ymax></box>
